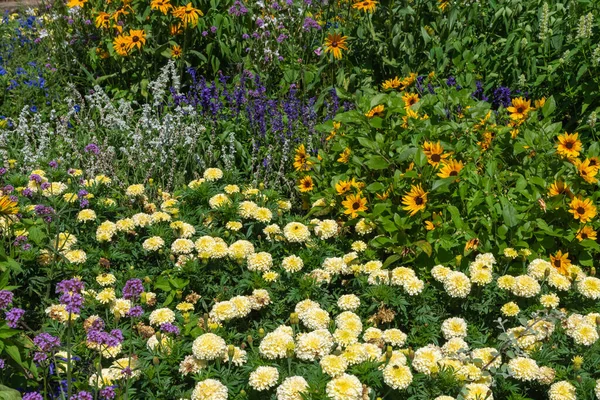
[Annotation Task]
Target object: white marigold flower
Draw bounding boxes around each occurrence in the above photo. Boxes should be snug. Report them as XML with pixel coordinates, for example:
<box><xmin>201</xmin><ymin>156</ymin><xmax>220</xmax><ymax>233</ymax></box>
<box><xmin>412</xmin><ymin>345</ymin><xmax>443</xmax><ymax>375</ymax></box>
<box><xmin>149</xmin><ymin>308</ymin><xmax>175</xmax><ymax>326</ymax></box>
<box><xmin>578</xmin><ymin>276</ymin><xmax>600</xmax><ymax>299</ymax></box>
<box><xmin>508</xmin><ymin>357</ymin><xmax>540</xmax><ymax>381</ymax></box>
<box><xmin>314</xmin><ymin>219</ymin><xmax>338</xmax><ymax>239</ymax></box>
<box><xmin>249</xmin><ymin>366</ymin><xmax>279</xmax><ymax>391</ymax></box>
<box><xmin>511</xmin><ymin>275</ymin><xmax>541</xmax><ymax>297</ymax></box>
<box><xmin>337</xmin><ymin>294</ymin><xmax>360</xmax><ymax>311</ymax></box>
<box><xmin>192</xmin><ymin>333</ymin><xmax>227</xmax><ymax>360</ymax></box>
<box><xmin>283</xmin><ymin>222</ymin><xmax>311</xmax><ymax>243</ymax></box>
<box><xmin>191</xmin><ymin>379</ymin><xmax>228</xmax><ymax>400</ymax></box>
<box><xmin>143</xmin><ymin>236</ymin><xmax>165</xmax><ymax>251</ymax></box>
<box><xmin>320</xmin><ymin>354</ymin><xmax>348</xmax><ymax>377</ymax></box>
<box><xmin>126</xmin><ymin>184</ymin><xmax>145</xmax><ymax>197</ymax></box>
<box><xmin>64</xmin><ymin>249</ymin><xmax>86</xmax><ymax>264</ymax></box>
<box><xmin>171</xmin><ymin>238</ymin><xmax>195</xmax><ymax>254</ymax></box>
<box><xmin>443</xmin><ymin>271</ymin><xmax>471</xmax><ymax>298</ymax></box>
<box><xmin>203</xmin><ymin>168</ymin><xmax>223</xmax><ymax>181</ymax></box>
<box><xmin>247</xmin><ymin>252</ymin><xmax>273</xmax><ymax>272</ymax></box>
<box><xmin>383</xmin><ymin>363</ymin><xmax>413</xmax><ymax>390</ymax></box>
<box><xmin>325</xmin><ymin>374</ymin><xmax>362</xmax><ymax>400</ymax></box>
<box><xmin>276</xmin><ymin>376</ymin><xmax>308</xmax><ymax>400</ymax></box>
<box><xmin>383</xmin><ymin>329</ymin><xmax>407</xmax><ymax>347</ymax></box>
<box><xmin>548</xmin><ymin>380</ymin><xmax>576</xmax><ymax>400</ymax></box>
<box><xmin>209</xmin><ymin>193</ymin><xmax>231</xmax><ymax>209</ymax></box>
<box><xmin>282</xmin><ymin>255</ymin><xmax>304</xmax><ymax>273</ymax></box>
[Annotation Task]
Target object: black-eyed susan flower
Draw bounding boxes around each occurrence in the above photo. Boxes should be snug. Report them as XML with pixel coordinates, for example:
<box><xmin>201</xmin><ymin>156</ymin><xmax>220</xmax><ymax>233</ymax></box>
<box><xmin>437</xmin><ymin>159</ymin><xmax>464</xmax><ymax>179</ymax></box>
<box><xmin>464</xmin><ymin>238</ymin><xmax>479</xmax><ymax>252</ymax></box>
<box><xmin>423</xmin><ymin>141</ymin><xmax>450</xmax><ymax>167</ymax></box>
<box><xmin>125</xmin><ymin>29</ymin><xmax>146</xmax><ymax>50</ymax></box>
<box><xmin>534</xmin><ymin>97</ymin><xmax>546</xmax><ymax>109</ymax></box>
<box><xmin>293</xmin><ymin>144</ymin><xmax>313</xmax><ymax>171</ymax></box>
<box><xmin>170</xmin><ymin>44</ymin><xmax>182</xmax><ymax>58</ymax></box>
<box><xmin>0</xmin><ymin>195</ymin><xmax>18</xmax><ymax>216</ymax></box>
<box><xmin>569</xmin><ymin>197</ymin><xmax>597</xmax><ymax>223</ymax></box>
<box><xmin>67</xmin><ymin>0</ymin><xmax>86</xmax><ymax>7</ymax></box>
<box><xmin>337</xmin><ymin>147</ymin><xmax>351</xmax><ymax>163</ymax></box>
<box><xmin>401</xmin><ymin>184</ymin><xmax>427</xmax><ymax>216</ymax></box>
<box><xmin>95</xmin><ymin>12</ymin><xmax>111</xmax><ymax>29</ymax></box>
<box><xmin>365</xmin><ymin>104</ymin><xmax>384</xmax><ymax>118</ymax></box>
<box><xmin>324</xmin><ymin>33</ymin><xmax>348</xmax><ymax>60</ymax></box>
<box><xmin>151</xmin><ymin>0</ymin><xmax>172</xmax><ymax>14</ymax></box>
<box><xmin>550</xmin><ymin>250</ymin><xmax>571</xmax><ymax>277</ymax></box>
<box><xmin>352</xmin><ymin>0</ymin><xmax>378</xmax><ymax>12</ymax></box>
<box><xmin>381</xmin><ymin>77</ymin><xmax>400</xmax><ymax>90</ymax></box>
<box><xmin>335</xmin><ymin>180</ymin><xmax>352</xmax><ymax>195</ymax></box>
<box><xmin>402</xmin><ymin>92</ymin><xmax>419</xmax><ymax>108</ymax></box>
<box><xmin>342</xmin><ymin>193</ymin><xmax>368</xmax><ymax>218</ymax></box>
<box><xmin>556</xmin><ymin>132</ymin><xmax>582</xmax><ymax>159</ymax></box>
<box><xmin>113</xmin><ymin>35</ymin><xmax>130</xmax><ymax>56</ymax></box>
<box><xmin>298</xmin><ymin>176</ymin><xmax>314</xmax><ymax>192</ymax></box>
<box><xmin>506</xmin><ymin>97</ymin><xmax>531</xmax><ymax>121</ymax></box>
<box><xmin>576</xmin><ymin>226</ymin><xmax>597</xmax><ymax>242</ymax></box>
<box><xmin>548</xmin><ymin>181</ymin><xmax>571</xmax><ymax>197</ymax></box>
<box><xmin>172</xmin><ymin>3</ymin><xmax>203</xmax><ymax>28</ymax></box>
<box><xmin>573</xmin><ymin>158</ymin><xmax>599</xmax><ymax>184</ymax></box>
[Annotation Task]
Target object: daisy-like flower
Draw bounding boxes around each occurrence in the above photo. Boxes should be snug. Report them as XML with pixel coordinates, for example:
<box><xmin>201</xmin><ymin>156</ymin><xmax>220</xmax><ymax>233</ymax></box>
<box><xmin>577</xmin><ymin>226</ymin><xmax>597</xmax><ymax>241</ymax></box>
<box><xmin>556</xmin><ymin>132</ymin><xmax>582</xmax><ymax>159</ymax></box>
<box><xmin>569</xmin><ymin>197</ymin><xmax>597</xmax><ymax>223</ymax></box>
<box><xmin>298</xmin><ymin>176</ymin><xmax>314</xmax><ymax>192</ymax></box>
<box><xmin>324</xmin><ymin>33</ymin><xmax>349</xmax><ymax>60</ymax></box>
<box><xmin>506</xmin><ymin>97</ymin><xmax>531</xmax><ymax>120</ymax></box>
<box><xmin>365</xmin><ymin>104</ymin><xmax>385</xmax><ymax>118</ymax></box>
<box><xmin>125</xmin><ymin>30</ymin><xmax>146</xmax><ymax>50</ymax></box>
<box><xmin>548</xmin><ymin>181</ymin><xmax>570</xmax><ymax>197</ymax></box>
<box><xmin>172</xmin><ymin>3</ymin><xmax>204</xmax><ymax>28</ymax></box>
<box><xmin>353</xmin><ymin>0</ymin><xmax>378</xmax><ymax>12</ymax></box>
<box><xmin>150</xmin><ymin>0</ymin><xmax>172</xmax><ymax>14</ymax></box>
<box><xmin>402</xmin><ymin>184</ymin><xmax>427</xmax><ymax>216</ymax></box>
<box><xmin>437</xmin><ymin>159</ymin><xmax>464</xmax><ymax>179</ymax></box>
<box><xmin>423</xmin><ymin>141</ymin><xmax>450</xmax><ymax>167</ymax></box>
<box><xmin>341</xmin><ymin>193</ymin><xmax>368</xmax><ymax>218</ymax></box>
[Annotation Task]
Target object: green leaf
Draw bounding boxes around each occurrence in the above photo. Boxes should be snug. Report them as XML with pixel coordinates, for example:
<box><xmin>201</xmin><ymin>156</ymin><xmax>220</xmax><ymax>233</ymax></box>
<box><xmin>446</xmin><ymin>205</ymin><xmax>465</xmax><ymax>230</ymax></box>
<box><xmin>0</xmin><ymin>384</ymin><xmax>22</xmax><ymax>400</ymax></box>
<box><xmin>414</xmin><ymin>240</ymin><xmax>432</xmax><ymax>257</ymax></box>
<box><xmin>542</xmin><ymin>96</ymin><xmax>556</xmax><ymax>118</ymax></box>
<box><xmin>365</xmin><ymin>156</ymin><xmax>389</xmax><ymax>170</ymax></box>
<box><xmin>5</xmin><ymin>345</ymin><xmax>21</xmax><ymax>365</ymax></box>
<box><xmin>500</xmin><ymin>198</ymin><xmax>518</xmax><ymax>227</ymax></box>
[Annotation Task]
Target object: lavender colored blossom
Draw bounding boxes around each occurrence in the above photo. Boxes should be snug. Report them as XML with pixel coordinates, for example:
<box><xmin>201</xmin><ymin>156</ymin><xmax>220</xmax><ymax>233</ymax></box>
<box><xmin>22</xmin><ymin>188</ymin><xmax>33</xmax><ymax>197</ymax></box>
<box><xmin>122</xmin><ymin>278</ymin><xmax>144</xmax><ymax>300</ymax></box>
<box><xmin>84</xmin><ymin>143</ymin><xmax>99</xmax><ymax>154</ymax></box>
<box><xmin>33</xmin><ymin>351</ymin><xmax>47</xmax><ymax>363</ymax></box>
<box><xmin>228</xmin><ymin>1</ymin><xmax>248</xmax><ymax>16</ymax></box>
<box><xmin>70</xmin><ymin>391</ymin><xmax>93</xmax><ymax>400</ymax></box>
<box><xmin>242</xmin><ymin>33</ymin><xmax>249</xmax><ymax>39</ymax></box>
<box><xmin>492</xmin><ymin>86</ymin><xmax>512</xmax><ymax>108</ymax></box>
<box><xmin>48</xmin><ymin>160</ymin><xmax>58</xmax><ymax>168</ymax></box>
<box><xmin>471</xmin><ymin>80</ymin><xmax>489</xmax><ymax>102</ymax></box>
<box><xmin>127</xmin><ymin>305</ymin><xmax>143</xmax><ymax>317</ymax></box>
<box><xmin>5</xmin><ymin>307</ymin><xmax>24</xmax><ymax>328</ymax></box>
<box><xmin>210</xmin><ymin>26</ymin><xmax>217</xmax><ymax>33</ymax></box>
<box><xmin>40</xmin><ymin>182</ymin><xmax>51</xmax><ymax>190</ymax></box>
<box><xmin>0</xmin><ymin>359</ymin><xmax>4</xmax><ymax>369</ymax></box>
<box><xmin>56</xmin><ymin>278</ymin><xmax>85</xmax><ymax>313</ymax></box>
<box><xmin>77</xmin><ymin>190</ymin><xmax>88</xmax><ymax>197</ymax></box>
<box><xmin>160</xmin><ymin>323</ymin><xmax>180</xmax><ymax>335</ymax></box>
<box><xmin>0</xmin><ymin>168</ymin><xmax>6</xmax><ymax>175</ymax></box>
<box><xmin>29</xmin><ymin>174</ymin><xmax>42</xmax><ymax>183</ymax></box>
<box><xmin>22</xmin><ymin>393</ymin><xmax>43</xmax><ymax>400</ymax></box>
<box><xmin>34</xmin><ymin>332</ymin><xmax>61</xmax><ymax>352</ymax></box>
<box><xmin>87</xmin><ymin>329</ymin><xmax>123</xmax><ymax>348</ymax></box>
<box><xmin>446</xmin><ymin>76</ymin><xmax>457</xmax><ymax>86</ymax></box>
<box><xmin>3</xmin><ymin>185</ymin><xmax>14</xmax><ymax>193</ymax></box>
<box><xmin>276</xmin><ymin>34</ymin><xmax>287</xmax><ymax>43</ymax></box>
<box><xmin>303</xmin><ymin>17</ymin><xmax>321</xmax><ymax>31</ymax></box>
<box><xmin>0</xmin><ymin>290</ymin><xmax>13</xmax><ymax>309</ymax></box>
<box><xmin>99</xmin><ymin>387</ymin><xmax>116</xmax><ymax>400</ymax></box>
<box><xmin>79</xmin><ymin>198</ymin><xmax>89</xmax><ymax>208</ymax></box>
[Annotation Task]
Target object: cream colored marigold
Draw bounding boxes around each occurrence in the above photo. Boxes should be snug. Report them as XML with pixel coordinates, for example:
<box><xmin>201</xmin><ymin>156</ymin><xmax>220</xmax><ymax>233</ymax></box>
<box><xmin>383</xmin><ymin>364</ymin><xmax>413</xmax><ymax>390</ymax></box>
<box><xmin>210</xmin><ymin>301</ymin><xmax>237</xmax><ymax>322</ymax></box>
<box><xmin>444</xmin><ymin>271</ymin><xmax>471</xmax><ymax>298</ymax></box>
<box><xmin>115</xmin><ymin>218</ymin><xmax>135</xmax><ymax>232</ymax></box>
<box><xmin>390</xmin><ymin>266</ymin><xmax>416</xmax><ymax>286</ymax></box>
<box><xmin>176</xmin><ymin>301</ymin><xmax>194</xmax><ymax>312</ymax></box>
<box><xmin>228</xmin><ymin>240</ymin><xmax>254</xmax><ymax>259</ymax></box>
<box><xmin>126</xmin><ymin>184</ymin><xmax>145</xmax><ymax>196</ymax></box>
<box><xmin>149</xmin><ymin>308</ymin><xmax>175</xmax><ymax>326</ymax></box>
<box><xmin>323</xmin><ymin>257</ymin><xmax>348</xmax><ymax>274</ymax></box>
<box><xmin>147</xmin><ymin>334</ymin><xmax>172</xmax><ymax>354</ymax></box>
<box><xmin>337</xmin><ymin>294</ymin><xmax>360</xmax><ymax>311</ymax></box>
<box><xmin>568</xmin><ymin>323</ymin><xmax>599</xmax><ymax>346</ymax></box>
<box><xmin>403</xmin><ymin>276</ymin><xmax>425</xmax><ymax>295</ymax></box>
<box><xmin>249</xmin><ymin>366</ymin><xmax>279</xmax><ymax>391</ymax></box>
<box><xmin>528</xmin><ymin>259</ymin><xmax>552</xmax><ymax>280</ymax></box>
<box><xmin>472</xmin><ymin>347</ymin><xmax>501</xmax><ymax>369</ymax></box>
<box><xmin>284</xmin><ymin>222</ymin><xmax>311</xmax><ymax>243</ymax></box>
<box><xmin>191</xmin><ymin>379</ymin><xmax>228</xmax><ymax>400</ymax></box>
<box><xmin>511</xmin><ymin>275</ymin><xmax>541</xmax><ymax>297</ymax></box>
<box><xmin>463</xmin><ymin>383</ymin><xmax>493</xmax><ymax>400</ymax></box>
<box><xmin>42</xmin><ymin>182</ymin><xmax>68</xmax><ymax>197</ymax></box>
<box><xmin>315</xmin><ymin>219</ymin><xmax>338</xmax><ymax>239</ymax></box>
<box><xmin>325</xmin><ymin>374</ymin><xmax>362</xmax><ymax>400</ymax></box>
<box><xmin>501</xmin><ymin>302</ymin><xmax>520</xmax><ymax>317</ymax></box>
<box><xmin>254</xmin><ymin>207</ymin><xmax>273</xmax><ymax>223</ymax></box>
<box><xmin>302</xmin><ymin>307</ymin><xmax>331</xmax><ymax>330</ymax></box>
<box><xmin>230</xmin><ymin>295</ymin><xmax>252</xmax><ymax>317</ymax></box>
<box><xmin>335</xmin><ymin>311</ymin><xmax>363</xmax><ymax>336</ymax></box>
<box><xmin>548</xmin><ymin>271</ymin><xmax>572</xmax><ymax>291</ymax></box>
<box><xmin>548</xmin><ymin>381</ymin><xmax>576</xmax><ymax>400</ymax></box>
<box><xmin>441</xmin><ymin>318</ymin><xmax>467</xmax><ymax>339</ymax></box>
<box><xmin>497</xmin><ymin>275</ymin><xmax>516</xmax><ymax>290</ymax></box>
<box><xmin>538</xmin><ymin>366</ymin><xmax>556</xmax><ymax>385</ymax></box>
<box><xmin>96</xmin><ymin>273</ymin><xmax>116</xmax><ymax>286</ymax></box>
<box><xmin>110</xmin><ymin>298</ymin><xmax>131</xmax><ymax>318</ymax></box>
<box><xmin>171</xmin><ymin>238</ymin><xmax>195</xmax><ymax>254</ymax></box>
<box><xmin>508</xmin><ymin>356</ymin><xmax>540</xmax><ymax>381</ymax></box>
<box><xmin>259</xmin><ymin>327</ymin><xmax>295</xmax><ymax>359</ymax></box>
<box><xmin>442</xmin><ymin>337</ymin><xmax>469</xmax><ymax>356</ymax></box>
<box><xmin>469</xmin><ymin>263</ymin><xmax>493</xmax><ymax>286</ymax></box>
<box><xmin>203</xmin><ymin>168</ymin><xmax>223</xmax><ymax>182</ymax></box>
<box><xmin>412</xmin><ymin>345</ymin><xmax>443</xmax><ymax>375</ymax></box>
<box><xmin>151</xmin><ymin>211</ymin><xmax>171</xmax><ymax>223</ymax></box>
<box><xmin>594</xmin><ymin>379</ymin><xmax>600</xmax><ymax>399</ymax></box>
<box><xmin>351</xmin><ymin>240</ymin><xmax>367</xmax><ymax>252</ymax></box>
<box><xmin>209</xmin><ymin>193</ymin><xmax>231</xmax><ymax>209</ymax></box>
<box><xmin>188</xmin><ymin>179</ymin><xmax>205</xmax><ymax>189</ymax></box>
<box><xmin>383</xmin><ymin>328</ymin><xmax>407</xmax><ymax>347</ymax></box>
<box><xmin>276</xmin><ymin>376</ymin><xmax>308</xmax><ymax>400</ymax></box>
<box><xmin>226</xmin><ymin>221</ymin><xmax>243</xmax><ymax>231</ymax></box>
<box><xmin>179</xmin><ymin>355</ymin><xmax>206</xmax><ymax>376</ymax></box>
<box><xmin>432</xmin><ymin>265</ymin><xmax>452</xmax><ymax>282</ymax></box>
<box><xmin>63</xmin><ymin>192</ymin><xmax>78</xmax><ymax>203</ymax></box>
<box><xmin>249</xmin><ymin>289</ymin><xmax>271</xmax><ymax>310</ymax></box>
<box><xmin>77</xmin><ymin>209</ymin><xmax>97</xmax><ymax>222</ymax></box>
<box><xmin>296</xmin><ymin>330</ymin><xmax>334</xmax><ymax>361</ymax></box>
<box><xmin>192</xmin><ymin>333</ymin><xmax>227</xmax><ymax>360</ymax></box>
<box><xmin>320</xmin><ymin>354</ymin><xmax>348</xmax><ymax>377</ymax></box>
<box><xmin>64</xmin><ymin>249</ymin><xmax>86</xmax><ymax>264</ymax></box>
<box><xmin>223</xmin><ymin>345</ymin><xmax>247</xmax><ymax>366</ymax></box>
<box><xmin>247</xmin><ymin>251</ymin><xmax>273</xmax><ymax>272</ymax></box>
<box><xmin>132</xmin><ymin>213</ymin><xmax>152</xmax><ymax>228</ymax></box>
<box><xmin>540</xmin><ymin>293</ymin><xmax>560</xmax><ymax>308</ymax></box>
<box><xmin>578</xmin><ymin>276</ymin><xmax>600</xmax><ymax>299</ymax></box>
<box><xmin>281</xmin><ymin>255</ymin><xmax>303</xmax><ymax>273</ymax></box>
<box><xmin>143</xmin><ymin>236</ymin><xmax>164</xmax><ymax>251</ymax></box>
<box><xmin>355</xmin><ymin>218</ymin><xmax>374</xmax><ymax>235</ymax></box>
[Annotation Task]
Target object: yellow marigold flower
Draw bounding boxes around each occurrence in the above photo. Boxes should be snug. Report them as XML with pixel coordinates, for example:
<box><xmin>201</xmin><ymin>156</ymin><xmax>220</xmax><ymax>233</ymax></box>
<box><xmin>324</xmin><ymin>33</ymin><xmax>348</xmax><ymax>60</ymax></box>
<box><xmin>556</xmin><ymin>132</ymin><xmax>582</xmax><ymax>159</ymax></box>
<box><xmin>341</xmin><ymin>193</ymin><xmax>368</xmax><ymax>219</ymax></box>
<box><xmin>401</xmin><ymin>184</ymin><xmax>427</xmax><ymax>216</ymax></box>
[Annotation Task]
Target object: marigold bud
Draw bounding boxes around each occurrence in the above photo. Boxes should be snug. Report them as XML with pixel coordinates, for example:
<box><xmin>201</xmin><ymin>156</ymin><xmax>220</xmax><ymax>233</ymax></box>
<box><xmin>228</xmin><ymin>344</ymin><xmax>235</xmax><ymax>359</ymax></box>
<box><xmin>290</xmin><ymin>312</ymin><xmax>299</xmax><ymax>325</ymax></box>
<box><xmin>152</xmin><ymin>356</ymin><xmax>160</xmax><ymax>365</ymax></box>
<box><xmin>258</xmin><ymin>328</ymin><xmax>265</xmax><ymax>338</ymax></box>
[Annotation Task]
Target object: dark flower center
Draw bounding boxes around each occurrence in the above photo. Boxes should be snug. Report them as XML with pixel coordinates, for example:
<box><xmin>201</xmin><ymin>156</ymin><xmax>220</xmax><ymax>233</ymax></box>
<box><xmin>581</xmin><ymin>233</ymin><xmax>588</xmax><ymax>239</ymax></box>
<box><xmin>132</xmin><ymin>36</ymin><xmax>139</xmax><ymax>42</ymax></box>
<box><xmin>516</xmin><ymin>106</ymin><xmax>524</xmax><ymax>113</ymax></box>
<box><xmin>331</xmin><ymin>41</ymin><xmax>338</xmax><ymax>47</ymax></box>
<box><xmin>431</xmin><ymin>154</ymin><xmax>441</xmax><ymax>162</ymax></box>
<box><xmin>352</xmin><ymin>202</ymin><xmax>360</xmax><ymax>210</ymax></box>
<box><xmin>415</xmin><ymin>197</ymin><xmax>423</xmax><ymax>205</ymax></box>
<box><xmin>577</xmin><ymin>206</ymin><xmax>585</xmax><ymax>215</ymax></box>
<box><xmin>449</xmin><ymin>170</ymin><xmax>458</xmax><ymax>176</ymax></box>
<box><xmin>565</xmin><ymin>142</ymin><xmax>573</xmax><ymax>149</ymax></box>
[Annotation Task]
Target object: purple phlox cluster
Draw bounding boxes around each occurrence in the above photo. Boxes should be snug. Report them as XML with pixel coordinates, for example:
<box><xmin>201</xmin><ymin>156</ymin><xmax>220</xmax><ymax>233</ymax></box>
<box><xmin>160</xmin><ymin>323</ymin><xmax>180</xmax><ymax>335</ymax></box>
<box><xmin>33</xmin><ymin>352</ymin><xmax>47</xmax><ymax>362</ymax></box>
<box><xmin>492</xmin><ymin>86</ymin><xmax>511</xmax><ymax>108</ymax></box>
<box><xmin>86</xmin><ymin>328</ymin><xmax>124</xmax><ymax>348</ymax></box>
<box><xmin>78</xmin><ymin>189</ymin><xmax>89</xmax><ymax>208</ymax></box>
<box><xmin>48</xmin><ymin>160</ymin><xmax>58</xmax><ymax>168</ymax></box>
<box><xmin>70</xmin><ymin>391</ymin><xmax>93</xmax><ymax>400</ymax></box>
<box><xmin>56</xmin><ymin>278</ymin><xmax>85</xmax><ymax>314</ymax></box>
<box><xmin>0</xmin><ymin>167</ymin><xmax>7</xmax><ymax>175</ymax></box>
<box><xmin>29</xmin><ymin>173</ymin><xmax>43</xmax><ymax>183</ymax></box>
<box><xmin>5</xmin><ymin>307</ymin><xmax>24</xmax><ymax>328</ymax></box>
<box><xmin>99</xmin><ymin>387</ymin><xmax>116</xmax><ymax>400</ymax></box>
<box><xmin>0</xmin><ymin>290</ymin><xmax>14</xmax><ymax>309</ymax></box>
<box><xmin>0</xmin><ymin>359</ymin><xmax>5</xmax><ymax>369</ymax></box>
<box><xmin>302</xmin><ymin>17</ymin><xmax>321</xmax><ymax>31</ymax></box>
<box><xmin>22</xmin><ymin>188</ymin><xmax>34</xmax><ymax>197</ymax></box>
<box><xmin>471</xmin><ymin>80</ymin><xmax>489</xmax><ymax>102</ymax></box>
<box><xmin>127</xmin><ymin>305</ymin><xmax>143</xmax><ymax>318</ymax></box>
<box><xmin>228</xmin><ymin>0</ymin><xmax>248</xmax><ymax>16</ymax></box>
<box><xmin>276</xmin><ymin>33</ymin><xmax>288</xmax><ymax>43</ymax></box>
<box><xmin>22</xmin><ymin>392</ymin><xmax>43</xmax><ymax>400</ymax></box>
<box><xmin>122</xmin><ymin>278</ymin><xmax>144</xmax><ymax>300</ymax></box>
<box><xmin>84</xmin><ymin>143</ymin><xmax>99</xmax><ymax>154</ymax></box>
<box><xmin>33</xmin><ymin>332</ymin><xmax>61</xmax><ymax>352</ymax></box>
<box><xmin>40</xmin><ymin>182</ymin><xmax>51</xmax><ymax>190</ymax></box>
